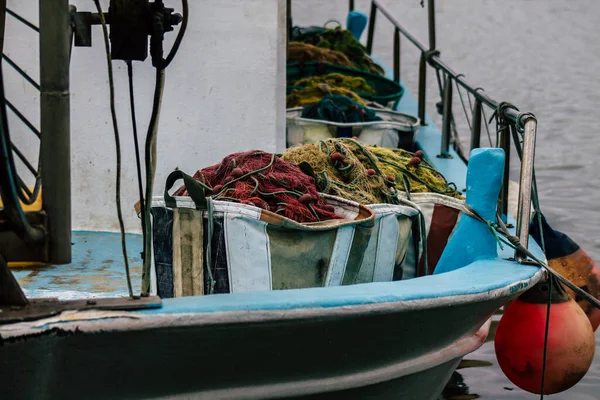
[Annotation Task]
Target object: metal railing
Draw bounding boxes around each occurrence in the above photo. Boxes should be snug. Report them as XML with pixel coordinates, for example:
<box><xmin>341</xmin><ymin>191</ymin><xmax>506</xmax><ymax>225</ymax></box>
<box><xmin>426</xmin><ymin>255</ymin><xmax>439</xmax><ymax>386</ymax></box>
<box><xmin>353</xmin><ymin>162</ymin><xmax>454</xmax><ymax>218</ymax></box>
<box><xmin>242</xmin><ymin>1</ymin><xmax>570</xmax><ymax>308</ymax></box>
<box><xmin>357</xmin><ymin>0</ymin><xmax>537</xmax><ymax>258</ymax></box>
<box><xmin>0</xmin><ymin>1</ymin><xmax>71</xmax><ymax>264</ymax></box>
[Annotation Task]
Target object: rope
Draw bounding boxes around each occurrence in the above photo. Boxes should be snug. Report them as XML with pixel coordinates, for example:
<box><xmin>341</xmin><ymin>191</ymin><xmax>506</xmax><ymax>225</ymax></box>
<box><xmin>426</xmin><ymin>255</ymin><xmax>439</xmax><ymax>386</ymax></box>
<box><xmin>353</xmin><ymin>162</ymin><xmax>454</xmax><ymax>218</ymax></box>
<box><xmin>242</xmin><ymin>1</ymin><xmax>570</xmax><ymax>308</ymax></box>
<box><xmin>454</xmin><ymin>74</ymin><xmax>472</xmax><ymax>132</ymax></box>
<box><xmin>540</xmin><ymin>276</ymin><xmax>552</xmax><ymax>399</ymax></box>
<box><xmin>473</xmin><ymin>88</ymin><xmax>493</xmax><ymax>146</ymax></box>
<box><xmin>461</xmin><ymin>204</ymin><xmax>600</xmax><ymax>310</ymax></box>
<box><xmin>94</xmin><ymin>0</ymin><xmax>134</xmax><ymax>299</ymax></box>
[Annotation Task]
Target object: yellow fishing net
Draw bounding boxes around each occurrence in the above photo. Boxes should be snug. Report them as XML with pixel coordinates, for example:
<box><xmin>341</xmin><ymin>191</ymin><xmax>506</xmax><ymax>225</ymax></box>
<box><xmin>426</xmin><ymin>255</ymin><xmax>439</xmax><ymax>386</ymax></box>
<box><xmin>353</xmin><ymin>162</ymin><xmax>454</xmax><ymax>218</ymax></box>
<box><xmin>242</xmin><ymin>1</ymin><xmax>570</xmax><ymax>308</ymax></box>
<box><xmin>286</xmin><ymin>84</ymin><xmax>367</xmax><ymax>108</ymax></box>
<box><xmin>281</xmin><ymin>138</ymin><xmax>462</xmax><ymax>204</ymax></box>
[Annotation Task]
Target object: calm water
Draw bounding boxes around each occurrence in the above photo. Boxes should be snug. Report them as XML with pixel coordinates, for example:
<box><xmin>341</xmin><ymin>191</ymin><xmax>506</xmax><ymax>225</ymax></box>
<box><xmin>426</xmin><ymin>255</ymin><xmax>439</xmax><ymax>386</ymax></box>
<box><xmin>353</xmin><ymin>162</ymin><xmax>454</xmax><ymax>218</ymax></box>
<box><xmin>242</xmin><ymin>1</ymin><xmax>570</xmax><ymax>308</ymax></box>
<box><xmin>294</xmin><ymin>1</ymin><xmax>600</xmax><ymax>398</ymax></box>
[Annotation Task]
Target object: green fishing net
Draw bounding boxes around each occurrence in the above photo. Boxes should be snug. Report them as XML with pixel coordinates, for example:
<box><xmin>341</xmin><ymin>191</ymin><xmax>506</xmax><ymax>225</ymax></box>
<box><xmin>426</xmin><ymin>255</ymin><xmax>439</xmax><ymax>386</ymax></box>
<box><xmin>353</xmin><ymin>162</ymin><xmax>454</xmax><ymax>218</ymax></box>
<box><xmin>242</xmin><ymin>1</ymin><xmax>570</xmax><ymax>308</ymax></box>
<box><xmin>294</xmin><ymin>27</ymin><xmax>384</xmax><ymax>75</ymax></box>
<box><xmin>287</xmin><ymin>42</ymin><xmax>355</xmax><ymax>69</ymax></box>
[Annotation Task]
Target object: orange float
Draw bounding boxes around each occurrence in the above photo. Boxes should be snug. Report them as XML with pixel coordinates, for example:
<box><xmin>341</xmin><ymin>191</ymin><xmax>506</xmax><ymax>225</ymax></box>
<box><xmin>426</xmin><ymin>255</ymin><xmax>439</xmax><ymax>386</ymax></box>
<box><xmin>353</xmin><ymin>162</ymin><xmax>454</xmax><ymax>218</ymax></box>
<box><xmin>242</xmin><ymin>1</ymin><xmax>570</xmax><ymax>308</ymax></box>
<box><xmin>495</xmin><ymin>278</ymin><xmax>595</xmax><ymax>394</ymax></box>
<box><xmin>529</xmin><ymin>211</ymin><xmax>600</xmax><ymax>331</ymax></box>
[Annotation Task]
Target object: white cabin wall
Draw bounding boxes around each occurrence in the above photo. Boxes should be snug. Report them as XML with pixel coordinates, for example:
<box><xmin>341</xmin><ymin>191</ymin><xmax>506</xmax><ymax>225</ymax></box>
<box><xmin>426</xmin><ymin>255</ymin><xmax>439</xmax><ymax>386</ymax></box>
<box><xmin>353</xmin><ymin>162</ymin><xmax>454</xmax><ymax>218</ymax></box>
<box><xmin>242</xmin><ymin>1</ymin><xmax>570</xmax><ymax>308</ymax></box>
<box><xmin>4</xmin><ymin>0</ymin><xmax>286</xmax><ymax>233</ymax></box>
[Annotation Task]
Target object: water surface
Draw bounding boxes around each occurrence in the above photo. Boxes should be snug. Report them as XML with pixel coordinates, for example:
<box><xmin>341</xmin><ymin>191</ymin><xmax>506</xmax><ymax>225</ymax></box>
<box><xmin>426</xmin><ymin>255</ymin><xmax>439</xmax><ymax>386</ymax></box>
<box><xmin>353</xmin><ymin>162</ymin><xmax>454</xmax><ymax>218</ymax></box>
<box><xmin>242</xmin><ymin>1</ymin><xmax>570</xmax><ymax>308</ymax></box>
<box><xmin>293</xmin><ymin>1</ymin><xmax>600</xmax><ymax>398</ymax></box>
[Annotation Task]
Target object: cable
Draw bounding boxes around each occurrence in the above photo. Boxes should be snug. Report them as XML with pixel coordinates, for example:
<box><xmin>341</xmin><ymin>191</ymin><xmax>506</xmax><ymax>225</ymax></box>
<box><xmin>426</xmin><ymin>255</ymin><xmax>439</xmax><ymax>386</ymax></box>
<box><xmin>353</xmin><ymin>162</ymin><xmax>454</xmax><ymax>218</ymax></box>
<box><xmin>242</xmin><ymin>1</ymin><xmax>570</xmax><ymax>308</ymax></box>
<box><xmin>140</xmin><ymin>0</ymin><xmax>189</xmax><ymax>295</ymax></box>
<box><xmin>94</xmin><ymin>0</ymin><xmax>134</xmax><ymax>298</ymax></box>
<box><xmin>162</xmin><ymin>0</ymin><xmax>188</xmax><ymax>69</ymax></box>
<box><xmin>141</xmin><ymin>65</ymin><xmax>165</xmax><ymax>296</ymax></box>
<box><xmin>126</xmin><ymin>61</ymin><xmax>147</xmax><ymax>241</ymax></box>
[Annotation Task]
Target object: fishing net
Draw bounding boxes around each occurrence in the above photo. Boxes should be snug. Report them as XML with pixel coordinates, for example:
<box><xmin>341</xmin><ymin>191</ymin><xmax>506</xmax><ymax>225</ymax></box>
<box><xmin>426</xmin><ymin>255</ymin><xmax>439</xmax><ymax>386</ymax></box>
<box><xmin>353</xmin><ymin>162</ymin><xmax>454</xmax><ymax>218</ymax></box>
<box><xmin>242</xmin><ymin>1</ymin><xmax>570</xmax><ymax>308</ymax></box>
<box><xmin>281</xmin><ymin>138</ymin><xmax>462</xmax><ymax>204</ymax></box>
<box><xmin>291</xmin><ymin>73</ymin><xmax>376</xmax><ymax>96</ymax></box>
<box><xmin>293</xmin><ymin>27</ymin><xmax>384</xmax><ymax>75</ymax></box>
<box><xmin>282</xmin><ymin>139</ymin><xmax>397</xmax><ymax>204</ymax></box>
<box><xmin>368</xmin><ymin>147</ymin><xmax>463</xmax><ymax>199</ymax></box>
<box><xmin>287</xmin><ymin>42</ymin><xmax>355</xmax><ymax>69</ymax></box>
<box><xmin>301</xmin><ymin>95</ymin><xmax>382</xmax><ymax>123</ymax></box>
<box><xmin>173</xmin><ymin>150</ymin><xmax>342</xmax><ymax>223</ymax></box>
<box><xmin>286</xmin><ymin>84</ymin><xmax>367</xmax><ymax>108</ymax></box>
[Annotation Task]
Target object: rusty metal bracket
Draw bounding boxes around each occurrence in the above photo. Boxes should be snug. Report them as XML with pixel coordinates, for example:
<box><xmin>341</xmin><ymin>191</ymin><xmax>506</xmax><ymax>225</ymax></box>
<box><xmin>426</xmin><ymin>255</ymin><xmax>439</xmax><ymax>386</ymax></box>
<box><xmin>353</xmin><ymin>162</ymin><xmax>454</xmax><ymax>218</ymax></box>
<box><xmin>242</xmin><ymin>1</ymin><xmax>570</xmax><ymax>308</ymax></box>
<box><xmin>0</xmin><ymin>295</ymin><xmax>162</xmax><ymax>324</ymax></box>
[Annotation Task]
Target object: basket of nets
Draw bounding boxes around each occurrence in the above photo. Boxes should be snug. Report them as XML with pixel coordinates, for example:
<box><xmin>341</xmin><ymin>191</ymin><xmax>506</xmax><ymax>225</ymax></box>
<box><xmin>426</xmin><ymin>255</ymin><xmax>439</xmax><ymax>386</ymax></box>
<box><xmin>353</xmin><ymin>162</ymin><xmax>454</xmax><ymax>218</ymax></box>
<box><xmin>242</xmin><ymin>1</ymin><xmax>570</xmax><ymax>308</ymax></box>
<box><xmin>151</xmin><ymin>150</ymin><xmax>385</xmax><ymax>298</ymax></box>
<box><xmin>286</xmin><ymin>95</ymin><xmax>420</xmax><ymax>150</ymax></box>
<box><xmin>281</xmin><ymin>138</ymin><xmax>465</xmax><ymax>279</ymax></box>
<box><xmin>286</xmin><ymin>62</ymin><xmax>404</xmax><ymax>108</ymax></box>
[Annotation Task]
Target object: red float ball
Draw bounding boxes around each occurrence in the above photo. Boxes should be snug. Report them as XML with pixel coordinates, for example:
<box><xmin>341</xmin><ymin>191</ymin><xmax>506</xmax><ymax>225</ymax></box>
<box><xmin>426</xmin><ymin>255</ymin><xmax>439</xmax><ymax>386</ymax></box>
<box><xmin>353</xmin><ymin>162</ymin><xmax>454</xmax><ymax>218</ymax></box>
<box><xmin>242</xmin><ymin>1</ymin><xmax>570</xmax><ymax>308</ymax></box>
<box><xmin>231</xmin><ymin>167</ymin><xmax>244</xmax><ymax>179</ymax></box>
<box><xmin>495</xmin><ymin>280</ymin><xmax>595</xmax><ymax>395</ymax></box>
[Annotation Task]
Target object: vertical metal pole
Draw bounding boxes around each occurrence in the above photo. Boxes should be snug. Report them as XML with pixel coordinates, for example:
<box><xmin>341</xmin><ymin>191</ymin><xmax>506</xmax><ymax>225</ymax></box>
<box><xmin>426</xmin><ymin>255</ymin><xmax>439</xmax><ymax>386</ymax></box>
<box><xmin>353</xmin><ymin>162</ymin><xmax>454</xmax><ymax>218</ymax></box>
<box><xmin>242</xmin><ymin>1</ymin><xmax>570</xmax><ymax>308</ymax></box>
<box><xmin>439</xmin><ymin>75</ymin><xmax>452</xmax><ymax>157</ymax></box>
<box><xmin>393</xmin><ymin>27</ymin><xmax>400</xmax><ymax>83</ymax></box>
<box><xmin>470</xmin><ymin>98</ymin><xmax>482</xmax><ymax>151</ymax></box>
<box><xmin>427</xmin><ymin>0</ymin><xmax>436</xmax><ymax>51</ymax></box>
<box><xmin>418</xmin><ymin>52</ymin><xmax>426</xmax><ymax>125</ymax></box>
<box><xmin>286</xmin><ymin>0</ymin><xmax>292</xmax><ymax>45</ymax></box>
<box><xmin>40</xmin><ymin>0</ymin><xmax>71</xmax><ymax>264</ymax></box>
<box><xmin>498</xmin><ymin>125</ymin><xmax>510</xmax><ymax>218</ymax></box>
<box><xmin>516</xmin><ymin>118</ymin><xmax>537</xmax><ymax>261</ymax></box>
<box><xmin>349</xmin><ymin>0</ymin><xmax>355</xmax><ymax>12</ymax></box>
<box><xmin>366</xmin><ymin>2</ymin><xmax>377</xmax><ymax>55</ymax></box>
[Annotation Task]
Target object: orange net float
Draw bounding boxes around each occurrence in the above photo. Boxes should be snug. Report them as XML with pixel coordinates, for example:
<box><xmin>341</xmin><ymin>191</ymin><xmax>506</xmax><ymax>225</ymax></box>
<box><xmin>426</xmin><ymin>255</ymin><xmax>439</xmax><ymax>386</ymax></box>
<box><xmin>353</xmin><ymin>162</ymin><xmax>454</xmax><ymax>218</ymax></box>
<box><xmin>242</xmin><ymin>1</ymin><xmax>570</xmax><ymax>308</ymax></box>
<box><xmin>495</xmin><ymin>277</ymin><xmax>595</xmax><ymax>395</ymax></box>
<box><xmin>529</xmin><ymin>211</ymin><xmax>600</xmax><ymax>331</ymax></box>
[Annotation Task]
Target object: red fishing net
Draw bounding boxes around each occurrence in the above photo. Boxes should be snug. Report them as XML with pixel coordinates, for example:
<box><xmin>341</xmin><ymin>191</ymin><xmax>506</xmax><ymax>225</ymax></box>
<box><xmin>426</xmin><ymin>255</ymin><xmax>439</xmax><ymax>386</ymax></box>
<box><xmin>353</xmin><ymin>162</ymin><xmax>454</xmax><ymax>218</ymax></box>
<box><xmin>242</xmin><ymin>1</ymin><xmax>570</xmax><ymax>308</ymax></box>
<box><xmin>174</xmin><ymin>150</ymin><xmax>342</xmax><ymax>223</ymax></box>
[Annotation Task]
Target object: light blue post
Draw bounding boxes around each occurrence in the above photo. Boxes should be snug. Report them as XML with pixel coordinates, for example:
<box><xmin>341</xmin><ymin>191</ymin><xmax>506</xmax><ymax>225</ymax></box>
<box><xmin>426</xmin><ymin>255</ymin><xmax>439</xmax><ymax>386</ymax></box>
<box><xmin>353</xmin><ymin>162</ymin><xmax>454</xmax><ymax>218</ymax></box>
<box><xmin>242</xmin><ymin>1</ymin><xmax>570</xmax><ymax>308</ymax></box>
<box><xmin>435</xmin><ymin>148</ymin><xmax>505</xmax><ymax>274</ymax></box>
<box><xmin>346</xmin><ymin>11</ymin><xmax>368</xmax><ymax>40</ymax></box>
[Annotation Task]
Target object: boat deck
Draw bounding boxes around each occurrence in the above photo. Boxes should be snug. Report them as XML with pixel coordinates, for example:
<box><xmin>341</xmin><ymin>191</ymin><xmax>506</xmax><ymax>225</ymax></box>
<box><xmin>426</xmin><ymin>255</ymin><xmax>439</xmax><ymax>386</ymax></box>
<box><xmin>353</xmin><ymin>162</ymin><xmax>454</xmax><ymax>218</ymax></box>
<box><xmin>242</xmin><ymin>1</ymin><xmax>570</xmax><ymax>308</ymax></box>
<box><xmin>12</xmin><ymin>231</ymin><xmax>141</xmax><ymax>299</ymax></box>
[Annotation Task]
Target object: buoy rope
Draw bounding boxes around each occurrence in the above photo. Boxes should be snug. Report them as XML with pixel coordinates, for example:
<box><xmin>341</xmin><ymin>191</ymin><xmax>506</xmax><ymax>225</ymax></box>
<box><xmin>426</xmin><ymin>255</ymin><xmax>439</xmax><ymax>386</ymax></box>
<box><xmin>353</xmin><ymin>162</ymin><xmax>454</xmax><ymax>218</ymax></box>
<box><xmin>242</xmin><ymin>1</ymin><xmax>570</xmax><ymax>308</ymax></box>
<box><xmin>462</xmin><ymin>204</ymin><xmax>600</xmax><ymax>310</ymax></box>
<box><xmin>540</xmin><ymin>276</ymin><xmax>552</xmax><ymax>399</ymax></box>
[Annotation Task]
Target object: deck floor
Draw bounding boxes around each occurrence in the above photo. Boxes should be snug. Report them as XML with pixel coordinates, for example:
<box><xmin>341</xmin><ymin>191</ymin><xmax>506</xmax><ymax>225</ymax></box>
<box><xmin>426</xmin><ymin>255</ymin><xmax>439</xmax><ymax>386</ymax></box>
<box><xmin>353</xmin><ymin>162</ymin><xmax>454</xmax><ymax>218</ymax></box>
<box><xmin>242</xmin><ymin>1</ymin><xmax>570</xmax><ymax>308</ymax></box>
<box><xmin>12</xmin><ymin>231</ymin><xmax>142</xmax><ymax>299</ymax></box>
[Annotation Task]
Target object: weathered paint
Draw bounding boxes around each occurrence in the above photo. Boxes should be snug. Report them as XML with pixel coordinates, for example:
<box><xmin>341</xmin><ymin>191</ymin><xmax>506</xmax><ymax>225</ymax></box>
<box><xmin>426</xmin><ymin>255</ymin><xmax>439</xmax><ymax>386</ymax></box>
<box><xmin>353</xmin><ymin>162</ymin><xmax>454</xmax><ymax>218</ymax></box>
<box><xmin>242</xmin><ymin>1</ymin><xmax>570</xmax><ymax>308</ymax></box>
<box><xmin>12</xmin><ymin>231</ymin><xmax>142</xmax><ymax>299</ymax></box>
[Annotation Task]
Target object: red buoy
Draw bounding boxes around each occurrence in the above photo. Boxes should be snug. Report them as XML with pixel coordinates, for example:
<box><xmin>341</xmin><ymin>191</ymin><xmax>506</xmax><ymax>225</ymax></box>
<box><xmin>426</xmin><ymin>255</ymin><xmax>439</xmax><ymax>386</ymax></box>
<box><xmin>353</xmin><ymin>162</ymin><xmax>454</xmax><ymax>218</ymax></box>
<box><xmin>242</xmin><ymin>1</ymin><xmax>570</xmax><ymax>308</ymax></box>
<box><xmin>495</xmin><ymin>278</ymin><xmax>595</xmax><ymax>394</ymax></box>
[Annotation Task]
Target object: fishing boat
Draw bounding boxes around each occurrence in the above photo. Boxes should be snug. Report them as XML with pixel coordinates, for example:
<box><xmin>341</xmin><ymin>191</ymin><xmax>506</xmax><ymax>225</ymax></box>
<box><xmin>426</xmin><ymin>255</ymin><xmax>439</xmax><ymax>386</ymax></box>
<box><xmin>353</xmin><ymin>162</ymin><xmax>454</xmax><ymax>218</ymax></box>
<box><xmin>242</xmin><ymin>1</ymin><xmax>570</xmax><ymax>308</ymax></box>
<box><xmin>2</xmin><ymin>1</ymin><xmax>592</xmax><ymax>399</ymax></box>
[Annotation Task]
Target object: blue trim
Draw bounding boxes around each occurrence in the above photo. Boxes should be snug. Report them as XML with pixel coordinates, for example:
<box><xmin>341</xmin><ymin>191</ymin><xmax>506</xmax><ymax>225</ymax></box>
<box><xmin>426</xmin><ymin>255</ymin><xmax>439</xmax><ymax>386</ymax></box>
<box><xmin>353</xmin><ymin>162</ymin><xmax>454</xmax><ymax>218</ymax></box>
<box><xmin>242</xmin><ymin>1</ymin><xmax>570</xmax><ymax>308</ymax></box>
<box><xmin>142</xmin><ymin>259</ymin><xmax>539</xmax><ymax>315</ymax></box>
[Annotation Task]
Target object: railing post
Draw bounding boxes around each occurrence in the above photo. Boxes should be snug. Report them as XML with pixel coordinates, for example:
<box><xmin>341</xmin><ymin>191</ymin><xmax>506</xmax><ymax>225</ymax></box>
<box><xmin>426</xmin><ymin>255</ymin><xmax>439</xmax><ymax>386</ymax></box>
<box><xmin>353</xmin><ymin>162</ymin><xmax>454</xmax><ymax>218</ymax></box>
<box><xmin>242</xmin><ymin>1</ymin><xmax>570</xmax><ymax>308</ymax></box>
<box><xmin>516</xmin><ymin>117</ymin><xmax>537</xmax><ymax>261</ymax></box>
<box><xmin>393</xmin><ymin>27</ymin><xmax>400</xmax><ymax>83</ymax></box>
<box><xmin>418</xmin><ymin>52</ymin><xmax>426</xmax><ymax>125</ymax></box>
<box><xmin>498</xmin><ymin>124</ymin><xmax>510</xmax><ymax>219</ymax></box>
<box><xmin>366</xmin><ymin>2</ymin><xmax>377</xmax><ymax>55</ymax></box>
<box><xmin>470</xmin><ymin>98</ymin><xmax>482</xmax><ymax>151</ymax></box>
<box><xmin>40</xmin><ymin>0</ymin><xmax>72</xmax><ymax>263</ymax></box>
<box><xmin>439</xmin><ymin>75</ymin><xmax>452</xmax><ymax>158</ymax></box>
<box><xmin>427</xmin><ymin>0</ymin><xmax>436</xmax><ymax>51</ymax></box>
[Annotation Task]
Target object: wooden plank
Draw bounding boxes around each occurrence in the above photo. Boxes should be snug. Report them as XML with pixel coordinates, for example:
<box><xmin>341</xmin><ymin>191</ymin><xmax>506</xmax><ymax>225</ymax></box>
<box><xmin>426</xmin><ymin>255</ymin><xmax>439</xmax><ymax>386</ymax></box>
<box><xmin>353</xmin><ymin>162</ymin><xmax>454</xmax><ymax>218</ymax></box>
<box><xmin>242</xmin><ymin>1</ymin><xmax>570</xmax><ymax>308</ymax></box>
<box><xmin>0</xmin><ymin>295</ymin><xmax>162</xmax><ymax>324</ymax></box>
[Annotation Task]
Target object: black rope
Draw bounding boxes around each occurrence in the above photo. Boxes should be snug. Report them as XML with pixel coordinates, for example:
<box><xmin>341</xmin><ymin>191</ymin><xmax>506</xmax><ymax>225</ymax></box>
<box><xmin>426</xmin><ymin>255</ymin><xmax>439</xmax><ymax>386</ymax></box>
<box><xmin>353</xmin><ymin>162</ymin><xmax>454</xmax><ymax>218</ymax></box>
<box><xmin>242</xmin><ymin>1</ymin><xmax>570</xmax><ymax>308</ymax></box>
<box><xmin>6</xmin><ymin>9</ymin><xmax>39</xmax><ymax>32</ymax></box>
<box><xmin>94</xmin><ymin>0</ymin><xmax>134</xmax><ymax>299</ymax></box>
<box><xmin>126</xmin><ymin>61</ymin><xmax>147</xmax><ymax>242</ymax></box>
<box><xmin>540</xmin><ymin>276</ymin><xmax>552</xmax><ymax>399</ymax></box>
<box><xmin>462</xmin><ymin>204</ymin><xmax>600</xmax><ymax>310</ymax></box>
<box><xmin>2</xmin><ymin>54</ymin><xmax>40</xmax><ymax>91</ymax></box>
